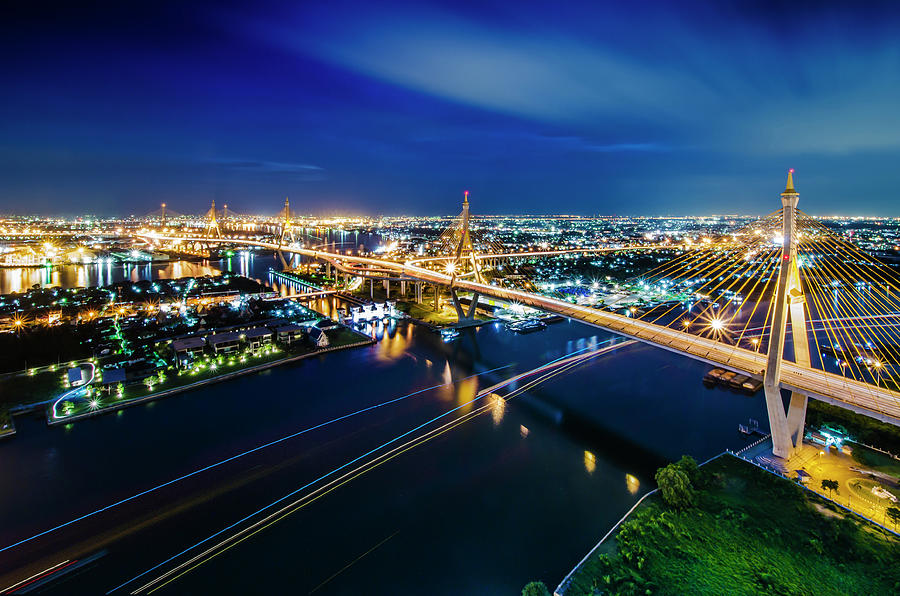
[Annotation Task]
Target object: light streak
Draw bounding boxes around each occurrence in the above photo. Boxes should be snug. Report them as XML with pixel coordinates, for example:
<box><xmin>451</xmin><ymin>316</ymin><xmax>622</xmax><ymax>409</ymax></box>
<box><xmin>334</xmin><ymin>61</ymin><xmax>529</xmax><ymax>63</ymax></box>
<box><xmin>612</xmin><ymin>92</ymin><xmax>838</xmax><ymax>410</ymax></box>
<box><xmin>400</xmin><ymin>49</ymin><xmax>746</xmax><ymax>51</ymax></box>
<box><xmin>137</xmin><ymin>352</ymin><xmax>605</xmax><ymax>594</ymax></box>
<box><xmin>0</xmin><ymin>366</ymin><xmax>510</xmax><ymax>556</ymax></box>
<box><xmin>112</xmin><ymin>344</ymin><xmax>615</xmax><ymax>594</ymax></box>
<box><xmin>50</xmin><ymin>362</ymin><xmax>96</xmax><ymax>419</ymax></box>
<box><xmin>1</xmin><ymin>560</ymin><xmax>72</xmax><ymax>594</ymax></box>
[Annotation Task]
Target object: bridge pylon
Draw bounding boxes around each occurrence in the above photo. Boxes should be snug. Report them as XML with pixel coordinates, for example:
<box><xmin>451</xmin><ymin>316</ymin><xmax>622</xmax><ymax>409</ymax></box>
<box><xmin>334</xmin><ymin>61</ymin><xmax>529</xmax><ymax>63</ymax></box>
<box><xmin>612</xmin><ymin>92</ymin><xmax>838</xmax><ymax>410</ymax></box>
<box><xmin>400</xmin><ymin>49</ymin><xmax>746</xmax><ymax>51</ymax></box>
<box><xmin>274</xmin><ymin>197</ymin><xmax>295</xmax><ymax>269</ymax></box>
<box><xmin>204</xmin><ymin>200</ymin><xmax>221</xmax><ymax>238</ymax></box>
<box><xmin>763</xmin><ymin>170</ymin><xmax>812</xmax><ymax>459</ymax></box>
<box><xmin>447</xmin><ymin>191</ymin><xmax>483</xmax><ymax>323</ymax></box>
<box><xmin>277</xmin><ymin>197</ymin><xmax>295</xmax><ymax>245</ymax></box>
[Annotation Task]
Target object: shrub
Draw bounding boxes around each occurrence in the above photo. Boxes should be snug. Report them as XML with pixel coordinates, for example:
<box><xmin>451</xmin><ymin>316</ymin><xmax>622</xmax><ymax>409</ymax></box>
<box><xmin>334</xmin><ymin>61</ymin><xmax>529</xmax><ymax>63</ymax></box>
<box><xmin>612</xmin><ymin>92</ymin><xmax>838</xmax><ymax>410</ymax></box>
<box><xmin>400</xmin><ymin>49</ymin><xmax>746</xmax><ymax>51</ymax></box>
<box><xmin>655</xmin><ymin>463</ymin><xmax>696</xmax><ymax>509</ymax></box>
<box><xmin>521</xmin><ymin>580</ymin><xmax>550</xmax><ymax>596</ymax></box>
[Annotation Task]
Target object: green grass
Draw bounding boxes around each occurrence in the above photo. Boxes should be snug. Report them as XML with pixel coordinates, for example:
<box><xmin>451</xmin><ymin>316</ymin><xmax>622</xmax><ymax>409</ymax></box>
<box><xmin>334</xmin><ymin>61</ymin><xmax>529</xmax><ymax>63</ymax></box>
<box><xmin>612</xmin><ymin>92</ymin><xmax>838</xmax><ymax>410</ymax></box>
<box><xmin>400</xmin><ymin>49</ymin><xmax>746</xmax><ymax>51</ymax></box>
<box><xmin>0</xmin><ymin>368</ymin><xmax>68</xmax><ymax>410</ymax></box>
<box><xmin>325</xmin><ymin>326</ymin><xmax>371</xmax><ymax>346</ymax></box>
<box><xmin>395</xmin><ymin>301</ymin><xmax>460</xmax><ymax>325</ymax></box>
<box><xmin>852</xmin><ymin>447</ymin><xmax>900</xmax><ymax>479</ymax></box>
<box><xmin>566</xmin><ymin>454</ymin><xmax>900</xmax><ymax>595</ymax></box>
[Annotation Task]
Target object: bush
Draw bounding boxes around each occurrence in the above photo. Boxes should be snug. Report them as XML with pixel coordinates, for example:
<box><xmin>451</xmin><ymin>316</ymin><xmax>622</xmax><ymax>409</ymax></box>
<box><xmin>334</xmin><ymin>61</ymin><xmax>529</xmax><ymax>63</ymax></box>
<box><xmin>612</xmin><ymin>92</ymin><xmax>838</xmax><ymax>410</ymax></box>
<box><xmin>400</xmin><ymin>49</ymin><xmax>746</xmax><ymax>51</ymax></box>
<box><xmin>655</xmin><ymin>462</ymin><xmax>696</xmax><ymax>509</ymax></box>
<box><xmin>521</xmin><ymin>580</ymin><xmax>550</xmax><ymax>596</ymax></box>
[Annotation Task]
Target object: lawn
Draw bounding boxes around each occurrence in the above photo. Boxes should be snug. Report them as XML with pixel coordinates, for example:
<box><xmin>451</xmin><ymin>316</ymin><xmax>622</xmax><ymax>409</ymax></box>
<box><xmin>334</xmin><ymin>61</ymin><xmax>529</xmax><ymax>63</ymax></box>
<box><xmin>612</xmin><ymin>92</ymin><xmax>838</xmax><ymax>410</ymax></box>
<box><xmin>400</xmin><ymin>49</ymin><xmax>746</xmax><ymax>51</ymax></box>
<box><xmin>0</xmin><ymin>368</ymin><xmax>69</xmax><ymax>410</ymax></box>
<box><xmin>852</xmin><ymin>447</ymin><xmax>900</xmax><ymax>479</ymax></box>
<box><xmin>565</xmin><ymin>454</ymin><xmax>900</xmax><ymax>595</ymax></box>
<box><xmin>325</xmin><ymin>326</ymin><xmax>371</xmax><ymax>346</ymax></box>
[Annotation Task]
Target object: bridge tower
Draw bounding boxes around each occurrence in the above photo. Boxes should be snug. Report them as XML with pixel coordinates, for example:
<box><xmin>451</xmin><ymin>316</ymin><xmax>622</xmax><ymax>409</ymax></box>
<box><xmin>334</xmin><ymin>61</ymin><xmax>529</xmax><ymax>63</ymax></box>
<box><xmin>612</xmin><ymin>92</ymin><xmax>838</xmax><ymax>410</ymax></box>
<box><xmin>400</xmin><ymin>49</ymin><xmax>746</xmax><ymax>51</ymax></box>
<box><xmin>204</xmin><ymin>200</ymin><xmax>221</xmax><ymax>238</ymax></box>
<box><xmin>274</xmin><ymin>197</ymin><xmax>295</xmax><ymax>270</ymax></box>
<box><xmin>277</xmin><ymin>197</ymin><xmax>295</xmax><ymax>245</ymax></box>
<box><xmin>161</xmin><ymin>203</ymin><xmax>167</xmax><ymax>227</ymax></box>
<box><xmin>763</xmin><ymin>169</ymin><xmax>812</xmax><ymax>458</ymax></box>
<box><xmin>448</xmin><ymin>190</ymin><xmax>483</xmax><ymax>323</ymax></box>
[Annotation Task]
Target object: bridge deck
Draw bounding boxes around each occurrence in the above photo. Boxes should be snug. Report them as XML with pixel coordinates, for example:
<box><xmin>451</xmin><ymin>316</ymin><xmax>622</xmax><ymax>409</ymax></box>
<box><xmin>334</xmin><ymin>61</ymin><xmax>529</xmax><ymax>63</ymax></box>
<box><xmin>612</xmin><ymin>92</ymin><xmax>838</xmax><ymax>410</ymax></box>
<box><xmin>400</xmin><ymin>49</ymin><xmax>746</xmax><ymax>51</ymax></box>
<box><xmin>143</xmin><ymin>234</ymin><xmax>900</xmax><ymax>426</ymax></box>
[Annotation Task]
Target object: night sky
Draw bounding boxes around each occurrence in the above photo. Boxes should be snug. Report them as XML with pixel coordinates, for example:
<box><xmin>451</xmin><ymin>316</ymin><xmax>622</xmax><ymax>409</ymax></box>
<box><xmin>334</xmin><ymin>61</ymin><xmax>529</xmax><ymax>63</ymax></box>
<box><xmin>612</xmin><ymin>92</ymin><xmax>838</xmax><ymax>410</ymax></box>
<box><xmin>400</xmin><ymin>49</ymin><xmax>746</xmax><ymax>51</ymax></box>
<box><xmin>3</xmin><ymin>1</ymin><xmax>900</xmax><ymax>217</ymax></box>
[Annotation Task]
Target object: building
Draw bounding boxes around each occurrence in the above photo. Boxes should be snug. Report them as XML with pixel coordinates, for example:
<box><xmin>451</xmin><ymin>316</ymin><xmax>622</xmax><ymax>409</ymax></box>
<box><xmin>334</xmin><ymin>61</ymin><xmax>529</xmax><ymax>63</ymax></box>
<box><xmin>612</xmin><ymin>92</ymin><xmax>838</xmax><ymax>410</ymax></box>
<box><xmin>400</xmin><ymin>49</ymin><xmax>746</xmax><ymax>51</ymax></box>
<box><xmin>67</xmin><ymin>366</ymin><xmax>89</xmax><ymax>387</ymax></box>
<box><xmin>99</xmin><ymin>366</ymin><xmax>126</xmax><ymax>387</ymax></box>
<box><xmin>308</xmin><ymin>326</ymin><xmax>329</xmax><ymax>347</ymax></box>
<box><xmin>243</xmin><ymin>327</ymin><xmax>273</xmax><ymax>350</ymax></box>
<box><xmin>172</xmin><ymin>336</ymin><xmax>206</xmax><ymax>365</ymax></box>
<box><xmin>272</xmin><ymin>323</ymin><xmax>305</xmax><ymax>345</ymax></box>
<box><xmin>206</xmin><ymin>331</ymin><xmax>242</xmax><ymax>354</ymax></box>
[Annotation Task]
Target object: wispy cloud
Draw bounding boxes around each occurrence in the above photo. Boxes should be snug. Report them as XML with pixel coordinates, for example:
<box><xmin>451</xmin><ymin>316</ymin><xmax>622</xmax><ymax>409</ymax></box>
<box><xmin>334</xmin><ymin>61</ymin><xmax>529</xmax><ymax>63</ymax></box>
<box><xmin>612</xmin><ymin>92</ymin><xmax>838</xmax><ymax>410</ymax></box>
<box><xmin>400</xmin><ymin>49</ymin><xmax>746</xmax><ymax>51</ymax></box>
<box><xmin>244</xmin><ymin>3</ymin><xmax>900</xmax><ymax>155</ymax></box>
<box><xmin>209</xmin><ymin>158</ymin><xmax>323</xmax><ymax>173</ymax></box>
<box><xmin>205</xmin><ymin>158</ymin><xmax>326</xmax><ymax>182</ymax></box>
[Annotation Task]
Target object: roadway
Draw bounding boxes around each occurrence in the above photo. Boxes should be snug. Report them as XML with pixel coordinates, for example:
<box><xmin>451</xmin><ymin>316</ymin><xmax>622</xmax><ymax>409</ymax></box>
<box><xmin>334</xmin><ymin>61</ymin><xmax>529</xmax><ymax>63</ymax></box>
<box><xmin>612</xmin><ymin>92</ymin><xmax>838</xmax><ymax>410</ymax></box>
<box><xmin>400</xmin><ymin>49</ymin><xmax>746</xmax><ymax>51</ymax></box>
<box><xmin>140</xmin><ymin>233</ymin><xmax>900</xmax><ymax>426</ymax></box>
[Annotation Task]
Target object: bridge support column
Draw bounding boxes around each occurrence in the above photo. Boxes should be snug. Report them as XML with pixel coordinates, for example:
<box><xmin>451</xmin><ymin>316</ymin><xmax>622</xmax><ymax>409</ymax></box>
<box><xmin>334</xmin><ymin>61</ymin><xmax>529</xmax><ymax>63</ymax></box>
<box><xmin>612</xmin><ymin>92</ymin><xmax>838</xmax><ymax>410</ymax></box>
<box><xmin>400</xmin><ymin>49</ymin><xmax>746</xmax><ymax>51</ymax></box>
<box><xmin>449</xmin><ymin>289</ymin><xmax>480</xmax><ymax>323</ymax></box>
<box><xmin>450</xmin><ymin>289</ymin><xmax>466</xmax><ymax>321</ymax></box>
<box><xmin>433</xmin><ymin>284</ymin><xmax>439</xmax><ymax>311</ymax></box>
<box><xmin>384</xmin><ymin>280</ymin><xmax>390</xmax><ymax>299</ymax></box>
<box><xmin>466</xmin><ymin>292</ymin><xmax>480</xmax><ymax>320</ymax></box>
<box><xmin>326</xmin><ymin>262</ymin><xmax>332</xmax><ymax>279</ymax></box>
<box><xmin>401</xmin><ymin>280</ymin><xmax>407</xmax><ymax>296</ymax></box>
<box><xmin>763</xmin><ymin>170</ymin><xmax>811</xmax><ymax>459</ymax></box>
<box><xmin>370</xmin><ymin>279</ymin><xmax>374</xmax><ymax>299</ymax></box>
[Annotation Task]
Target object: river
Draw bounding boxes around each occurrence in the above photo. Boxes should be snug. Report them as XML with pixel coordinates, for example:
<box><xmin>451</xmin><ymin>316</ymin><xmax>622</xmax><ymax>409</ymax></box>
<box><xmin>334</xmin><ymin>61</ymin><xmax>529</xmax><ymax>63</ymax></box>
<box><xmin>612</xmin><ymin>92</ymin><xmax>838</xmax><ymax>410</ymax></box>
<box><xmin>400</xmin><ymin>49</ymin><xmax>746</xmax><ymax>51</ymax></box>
<box><xmin>0</xmin><ymin>256</ymin><xmax>771</xmax><ymax>594</ymax></box>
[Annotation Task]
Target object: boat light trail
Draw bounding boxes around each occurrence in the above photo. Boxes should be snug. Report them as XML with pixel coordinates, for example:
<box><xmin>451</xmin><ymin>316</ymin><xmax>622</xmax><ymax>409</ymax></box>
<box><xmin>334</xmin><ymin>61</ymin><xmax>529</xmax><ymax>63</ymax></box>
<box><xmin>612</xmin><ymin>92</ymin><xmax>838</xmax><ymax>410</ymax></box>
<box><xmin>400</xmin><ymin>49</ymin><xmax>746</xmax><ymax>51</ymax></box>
<box><xmin>0</xmin><ymin>365</ymin><xmax>511</xmax><ymax>556</ymax></box>
<box><xmin>117</xmin><ymin>342</ymin><xmax>622</xmax><ymax>594</ymax></box>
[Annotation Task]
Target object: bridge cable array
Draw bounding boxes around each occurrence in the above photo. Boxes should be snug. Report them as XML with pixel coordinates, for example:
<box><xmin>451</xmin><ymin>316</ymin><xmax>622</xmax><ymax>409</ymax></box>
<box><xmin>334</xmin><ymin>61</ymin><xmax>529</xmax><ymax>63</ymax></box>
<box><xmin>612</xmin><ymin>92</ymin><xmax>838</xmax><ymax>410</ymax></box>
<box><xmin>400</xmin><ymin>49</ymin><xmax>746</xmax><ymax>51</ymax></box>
<box><xmin>628</xmin><ymin>210</ymin><xmax>900</xmax><ymax>391</ymax></box>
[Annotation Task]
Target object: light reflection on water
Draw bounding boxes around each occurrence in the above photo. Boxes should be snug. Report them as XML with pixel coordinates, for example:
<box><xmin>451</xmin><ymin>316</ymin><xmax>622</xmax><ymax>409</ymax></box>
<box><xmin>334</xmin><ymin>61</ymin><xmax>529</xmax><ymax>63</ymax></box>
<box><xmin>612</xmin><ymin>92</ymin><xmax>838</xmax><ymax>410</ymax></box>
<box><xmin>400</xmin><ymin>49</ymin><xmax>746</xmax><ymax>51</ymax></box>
<box><xmin>626</xmin><ymin>473</ymin><xmax>640</xmax><ymax>494</ymax></box>
<box><xmin>491</xmin><ymin>393</ymin><xmax>506</xmax><ymax>426</ymax></box>
<box><xmin>0</xmin><ymin>260</ymin><xmax>223</xmax><ymax>294</ymax></box>
<box><xmin>375</xmin><ymin>320</ymin><xmax>409</xmax><ymax>361</ymax></box>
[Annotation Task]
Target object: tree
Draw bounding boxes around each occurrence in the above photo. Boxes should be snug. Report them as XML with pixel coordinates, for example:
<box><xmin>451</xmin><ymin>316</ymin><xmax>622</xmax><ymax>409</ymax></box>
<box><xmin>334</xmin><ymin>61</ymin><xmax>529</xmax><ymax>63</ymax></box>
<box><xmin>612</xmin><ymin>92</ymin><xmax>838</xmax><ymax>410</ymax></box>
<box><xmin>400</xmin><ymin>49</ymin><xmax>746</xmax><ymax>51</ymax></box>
<box><xmin>521</xmin><ymin>581</ymin><xmax>550</xmax><ymax>596</ymax></box>
<box><xmin>655</xmin><ymin>463</ymin><xmax>696</xmax><ymax>509</ymax></box>
<box><xmin>821</xmin><ymin>479</ymin><xmax>839</xmax><ymax>498</ymax></box>
<box><xmin>675</xmin><ymin>455</ymin><xmax>701</xmax><ymax>486</ymax></box>
<box><xmin>886</xmin><ymin>507</ymin><xmax>900</xmax><ymax>529</ymax></box>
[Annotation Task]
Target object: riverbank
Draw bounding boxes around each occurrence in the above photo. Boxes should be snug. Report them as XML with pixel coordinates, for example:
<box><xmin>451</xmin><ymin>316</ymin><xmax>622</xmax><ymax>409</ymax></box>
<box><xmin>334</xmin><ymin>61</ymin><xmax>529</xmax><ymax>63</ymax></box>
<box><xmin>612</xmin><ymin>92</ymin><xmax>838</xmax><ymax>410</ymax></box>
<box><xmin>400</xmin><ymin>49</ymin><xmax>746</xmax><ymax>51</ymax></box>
<box><xmin>46</xmin><ymin>332</ymin><xmax>374</xmax><ymax>426</ymax></box>
<box><xmin>556</xmin><ymin>452</ymin><xmax>900</xmax><ymax>595</ymax></box>
<box><xmin>0</xmin><ymin>412</ymin><xmax>14</xmax><ymax>440</ymax></box>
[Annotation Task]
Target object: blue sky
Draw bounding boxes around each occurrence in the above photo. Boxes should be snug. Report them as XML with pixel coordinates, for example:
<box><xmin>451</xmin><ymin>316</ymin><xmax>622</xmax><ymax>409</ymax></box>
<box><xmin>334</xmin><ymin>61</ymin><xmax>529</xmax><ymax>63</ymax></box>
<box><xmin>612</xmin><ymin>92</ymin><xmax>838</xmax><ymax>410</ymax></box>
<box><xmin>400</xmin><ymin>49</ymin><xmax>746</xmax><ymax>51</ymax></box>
<box><xmin>2</xmin><ymin>0</ymin><xmax>900</xmax><ymax>216</ymax></box>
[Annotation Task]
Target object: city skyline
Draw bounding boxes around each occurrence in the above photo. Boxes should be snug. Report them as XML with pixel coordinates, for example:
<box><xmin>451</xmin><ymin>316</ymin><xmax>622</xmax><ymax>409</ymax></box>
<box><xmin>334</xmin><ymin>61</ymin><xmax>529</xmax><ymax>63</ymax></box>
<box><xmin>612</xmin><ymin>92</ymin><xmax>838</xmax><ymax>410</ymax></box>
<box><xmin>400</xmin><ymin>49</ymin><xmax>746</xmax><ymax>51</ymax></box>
<box><xmin>5</xmin><ymin>3</ymin><xmax>900</xmax><ymax>595</ymax></box>
<box><xmin>4</xmin><ymin>1</ymin><xmax>900</xmax><ymax>216</ymax></box>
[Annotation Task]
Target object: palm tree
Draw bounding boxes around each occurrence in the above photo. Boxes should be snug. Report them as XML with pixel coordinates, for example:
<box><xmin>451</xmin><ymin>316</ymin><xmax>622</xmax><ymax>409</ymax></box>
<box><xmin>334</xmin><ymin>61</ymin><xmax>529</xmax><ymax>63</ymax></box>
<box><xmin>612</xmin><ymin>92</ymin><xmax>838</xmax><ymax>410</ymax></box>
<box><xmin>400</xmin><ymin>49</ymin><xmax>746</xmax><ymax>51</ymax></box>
<box><xmin>886</xmin><ymin>507</ymin><xmax>900</xmax><ymax>529</ymax></box>
<box><xmin>821</xmin><ymin>479</ymin><xmax>839</xmax><ymax>498</ymax></box>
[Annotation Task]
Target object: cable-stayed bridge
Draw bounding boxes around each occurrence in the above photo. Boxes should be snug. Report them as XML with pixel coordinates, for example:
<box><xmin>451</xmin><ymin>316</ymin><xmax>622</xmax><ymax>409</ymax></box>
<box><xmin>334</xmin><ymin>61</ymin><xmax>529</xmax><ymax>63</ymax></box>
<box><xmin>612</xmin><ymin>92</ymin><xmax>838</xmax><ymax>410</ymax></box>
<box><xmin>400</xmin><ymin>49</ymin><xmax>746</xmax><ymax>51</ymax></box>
<box><xmin>138</xmin><ymin>173</ymin><xmax>900</xmax><ymax>459</ymax></box>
